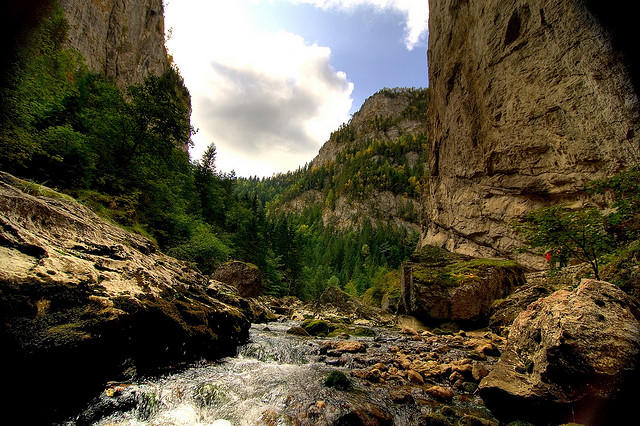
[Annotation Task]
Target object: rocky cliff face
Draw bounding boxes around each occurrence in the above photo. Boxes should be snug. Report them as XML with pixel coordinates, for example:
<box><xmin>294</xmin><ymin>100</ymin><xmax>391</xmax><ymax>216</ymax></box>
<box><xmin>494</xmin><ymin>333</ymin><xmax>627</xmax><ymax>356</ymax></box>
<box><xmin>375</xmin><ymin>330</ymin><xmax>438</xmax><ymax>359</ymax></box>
<box><xmin>60</xmin><ymin>0</ymin><xmax>169</xmax><ymax>88</ymax></box>
<box><xmin>423</xmin><ymin>0</ymin><xmax>640</xmax><ymax>263</ymax></box>
<box><xmin>0</xmin><ymin>172</ymin><xmax>249</xmax><ymax>422</ymax></box>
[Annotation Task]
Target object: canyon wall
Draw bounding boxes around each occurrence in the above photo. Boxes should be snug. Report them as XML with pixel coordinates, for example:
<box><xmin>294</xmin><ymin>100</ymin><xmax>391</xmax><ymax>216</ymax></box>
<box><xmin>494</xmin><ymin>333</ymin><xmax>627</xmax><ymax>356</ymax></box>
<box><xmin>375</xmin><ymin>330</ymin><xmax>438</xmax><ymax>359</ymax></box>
<box><xmin>423</xmin><ymin>0</ymin><xmax>640</xmax><ymax>263</ymax></box>
<box><xmin>60</xmin><ymin>0</ymin><xmax>169</xmax><ymax>88</ymax></box>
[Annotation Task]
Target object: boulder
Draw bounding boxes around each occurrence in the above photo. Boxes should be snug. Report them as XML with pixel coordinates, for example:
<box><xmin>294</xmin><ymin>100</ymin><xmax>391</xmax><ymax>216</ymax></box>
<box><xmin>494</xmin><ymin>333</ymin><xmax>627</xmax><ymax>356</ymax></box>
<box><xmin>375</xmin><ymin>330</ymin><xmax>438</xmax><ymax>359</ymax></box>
<box><xmin>0</xmin><ymin>172</ymin><xmax>250</xmax><ymax>423</ymax></box>
<box><xmin>321</xmin><ymin>340</ymin><xmax>367</xmax><ymax>355</ymax></box>
<box><xmin>404</xmin><ymin>248</ymin><xmax>525</xmax><ymax>326</ymax></box>
<box><xmin>286</xmin><ymin>326</ymin><xmax>311</xmax><ymax>337</ymax></box>
<box><xmin>211</xmin><ymin>261</ymin><xmax>263</xmax><ymax>298</ymax></box>
<box><xmin>489</xmin><ymin>264</ymin><xmax>590</xmax><ymax>335</ymax></box>
<box><xmin>308</xmin><ymin>285</ymin><xmax>393</xmax><ymax>326</ymax></box>
<box><xmin>479</xmin><ymin>279</ymin><xmax>640</xmax><ymax>424</ymax></box>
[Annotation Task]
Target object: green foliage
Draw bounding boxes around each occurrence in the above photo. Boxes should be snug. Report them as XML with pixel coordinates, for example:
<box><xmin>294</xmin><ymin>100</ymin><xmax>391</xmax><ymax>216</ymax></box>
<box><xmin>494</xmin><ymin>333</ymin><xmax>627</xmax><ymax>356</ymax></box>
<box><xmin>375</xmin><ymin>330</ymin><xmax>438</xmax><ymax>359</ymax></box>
<box><xmin>361</xmin><ymin>268</ymin><xmax>400</xmax><ymax>308</ymax></box>
<box><xmin>516</xmin><ymin>206</ymin><xmax>614</xmax><ymax>280</ymax></box>
<box><xmin>590</xmin><ymin>167</ymin><xmax>640</xmax><ymax>241</ymax></box>
<box><xmin>327</xmin><ymin>276</ymin><xmax>340</xmax><ymax>288</ymax></box>
<box><xmin>167</xmin><ymin>222</ymin><xmax>231</xmax><ymax>274</ymax></box>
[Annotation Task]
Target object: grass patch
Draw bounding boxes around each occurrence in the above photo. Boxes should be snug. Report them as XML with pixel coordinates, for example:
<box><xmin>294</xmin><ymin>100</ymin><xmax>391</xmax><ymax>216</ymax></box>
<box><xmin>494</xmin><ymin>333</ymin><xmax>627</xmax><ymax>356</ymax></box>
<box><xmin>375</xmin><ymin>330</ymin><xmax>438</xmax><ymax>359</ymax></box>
<box><xmin>411</xmin><ymin>244</ymin><xmax>462</xmax><ymax>264</ymax></box>
<box><xmin>413</xmin><ymin>257</ymin><xmax>519</xmax><ymax>287</ymax></box>
<box><xmin>14</xmin><ymin>179</ymin><xmax>74</xmax><ymax>201</ymax></box>
<box><xmin>72</xmin><ymin>189</ymin><xmax>158</xmax><ymax>247</ymax></box>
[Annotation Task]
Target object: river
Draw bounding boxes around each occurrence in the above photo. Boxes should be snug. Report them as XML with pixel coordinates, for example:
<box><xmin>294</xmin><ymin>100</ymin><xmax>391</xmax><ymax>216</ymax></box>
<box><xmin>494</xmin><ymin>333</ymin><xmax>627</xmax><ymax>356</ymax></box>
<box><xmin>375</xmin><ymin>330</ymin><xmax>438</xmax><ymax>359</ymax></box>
<box><xmin>68</xmin><ymin>320</ymin><xmax>497</xmax><ymax>425</ymax></box>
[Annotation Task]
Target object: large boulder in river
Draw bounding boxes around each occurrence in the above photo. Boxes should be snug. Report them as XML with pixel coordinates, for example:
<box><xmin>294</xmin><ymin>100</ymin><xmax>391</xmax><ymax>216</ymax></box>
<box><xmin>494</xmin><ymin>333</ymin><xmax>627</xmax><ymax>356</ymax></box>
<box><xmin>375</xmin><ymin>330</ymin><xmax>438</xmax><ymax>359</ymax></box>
<box><xmin>479</xmin><ymin>279</ymin><xmax>640</xmax><ymax>424</ymax></box>
<box><xmin>489</xmin><ymin>264</ymin><xmax>591</xmax><ymax>336</ymax></box>
<box><xmin>211</xmin><ymin>260</ymin><xmax>263</xmax><ymax>298</ymax></box>
<box><xmin>403</xmin><ymin>246</ymin><xmax>525</xmax><ymax>326</ymax></box>
<box><xmin>0</xmin><ymin>172</ymin><xmax>250</xmax><ymax>423</ymax></box>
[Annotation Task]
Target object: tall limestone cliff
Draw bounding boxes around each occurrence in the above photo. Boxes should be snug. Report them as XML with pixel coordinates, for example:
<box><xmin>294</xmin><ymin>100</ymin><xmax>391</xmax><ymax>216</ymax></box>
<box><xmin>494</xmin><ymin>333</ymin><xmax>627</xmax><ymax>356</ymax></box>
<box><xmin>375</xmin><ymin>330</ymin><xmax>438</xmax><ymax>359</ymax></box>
<box><xmin>60</xmin><ymin>0</ymin><xmax>169</xmax><ymax>88</ymax></box>
<box><xmin>423</xmin><ymin>0</ymin><xmax>640</xmax><ymax>263</ymax></box>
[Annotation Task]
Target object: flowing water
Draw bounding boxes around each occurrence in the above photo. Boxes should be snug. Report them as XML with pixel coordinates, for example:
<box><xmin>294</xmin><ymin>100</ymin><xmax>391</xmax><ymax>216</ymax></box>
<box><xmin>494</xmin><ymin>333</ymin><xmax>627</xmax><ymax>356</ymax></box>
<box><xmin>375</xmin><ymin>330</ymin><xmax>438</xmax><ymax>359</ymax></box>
<box><xmin>69</xmin><ymin>320</ymin><xmax>493</xmax><ymax>425</ymax></box>
<box><xmin>69</xmin><ymin>321</ymin><xmax>428</xmax><ymax>425</ymax></box>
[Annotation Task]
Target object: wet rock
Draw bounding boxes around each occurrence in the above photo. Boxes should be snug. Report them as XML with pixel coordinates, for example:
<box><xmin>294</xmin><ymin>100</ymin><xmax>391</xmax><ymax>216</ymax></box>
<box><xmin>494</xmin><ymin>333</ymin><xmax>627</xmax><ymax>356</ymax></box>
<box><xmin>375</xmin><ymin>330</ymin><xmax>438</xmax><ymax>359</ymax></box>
<box><xmin>211</xmin><ymin>261</ymin><xmax>263</xmax><ymax>298</ymax></box>
<box><xmin>321</xmin><ymin>340</ymin><xmax>367</xmax><ymax>354</ymax></box>
<box><xmin>420</xmin><ymin>410</ymin><xmax>453</xmax><ymax>426</ymax></box>
<box><xmin>460</xmin><ymin>414</ymin><xmax>497</xmax><ymax>426</ymax></box>
<box><xmin>333</xmin><ymin>403</ymin><xmax>392</xmax><ymax>426</ymax></box>
<box><xmin>0</xmin><ymin>172</ymin><xmax>250</xmax><ymax>423</ymax></box>
<box><xmin>449</xmin><ymin>371</ymin><xmax>464</xmax><ymax>383</ymax></box>
<box><xmin>362</xmin><ymin>368</ymin><xmax>382</xmax><ymax>383</ymax></box>
<box><xmin>401</xmin><ymin>326</ymin><xmax>419</xmax><ymax>336</ymax></box>
<box><xmin>426</xmin><ymin>386</ymin><xmax>454</xmax><ymax>401</ymax></box>
<box><xmin>461</xmin><ymin>382</ymin><xmax>478</xmax><ymax>394</ymax></box>
<box><xmin>286</xmin><ymin>326</ymin><xmax>311</xmax><ymax>337</ymax></box>
<box><xmin>479</xmin><ymin>279</ymin><xmax>640</xmax><ymax>424</ymax></box>
<box><xmin>302</xmin><ymin>319</ymin><xmax>334</xmax><ymax>336</ymax></box>
<box><xmin>472</xmin><ymin>363</ymin><xmax>489</xmax><ymax>382</ymax></box>
<box><xmin>407</xmin><ymin>370</ymin><xmax>424</xmax><ymax>384</ymax></box>
<box><xmin>474</xmin><ymin>343</ymin><xmax>500</xmax><ymax>357</ymax></box>
<box><xmin>390</xmin><ymin>390</ymin><xmax>414</xmax><ymax>404</ymax></box>
<box><xmin>324</xmin><ymin>370</ymin><xmax>351</xmax><ymax>390</ymax></box>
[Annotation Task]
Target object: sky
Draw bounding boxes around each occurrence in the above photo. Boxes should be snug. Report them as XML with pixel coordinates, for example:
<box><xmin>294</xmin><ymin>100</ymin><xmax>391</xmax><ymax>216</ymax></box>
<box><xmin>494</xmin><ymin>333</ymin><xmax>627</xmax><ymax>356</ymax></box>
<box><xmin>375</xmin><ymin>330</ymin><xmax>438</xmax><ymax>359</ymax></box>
<box><xmin>164</xmin><ymin>0</ymin><xmax>429</xmax><ymax>177</ymax></box>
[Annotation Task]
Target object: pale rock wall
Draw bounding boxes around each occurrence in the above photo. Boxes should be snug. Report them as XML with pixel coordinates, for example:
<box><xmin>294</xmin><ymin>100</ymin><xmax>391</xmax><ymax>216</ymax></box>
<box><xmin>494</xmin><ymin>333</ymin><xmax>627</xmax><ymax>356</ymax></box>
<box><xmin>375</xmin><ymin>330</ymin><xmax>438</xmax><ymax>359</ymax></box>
<box><xmin>423</xmin><ymin>0</ymin><xmax>639</xmax><ymax>264</ymax></box>
<box><xmin>60</xmin><ymin>0</ymin><xmax>169</xmax><ymax>88</ymax></box>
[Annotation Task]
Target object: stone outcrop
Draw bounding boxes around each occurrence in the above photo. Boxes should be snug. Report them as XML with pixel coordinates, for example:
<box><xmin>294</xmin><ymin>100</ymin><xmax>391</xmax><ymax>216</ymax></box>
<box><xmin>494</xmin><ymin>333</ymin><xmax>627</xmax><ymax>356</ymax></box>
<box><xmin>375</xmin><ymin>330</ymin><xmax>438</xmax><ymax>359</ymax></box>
<box><xmin>479</xmin><ymin>279</ymin><xmax>640</xmax><ymax>424</ymax></box>
<box><xmin>401</xmin><ymin>246</ymin><xmax>525</xmax><ymax>326</ymax></box>
<box><xmin>211</xmin><ymin>260</ymin><xmax>263</xmax><ymax>298</ymax></box>
<box><xmin>60</xmin><ymin>0</ymin><xmax>169</xmax><ymax>88</ymax></box>
<box><xmin>0</xmin><ymin>172</ymin><xmax>250</xmax><ymax>423</ymax></box>
<box><xmin>423</xmin><ymin>0</ymin><xmax>639</xmax><ymax>264</ymax></box>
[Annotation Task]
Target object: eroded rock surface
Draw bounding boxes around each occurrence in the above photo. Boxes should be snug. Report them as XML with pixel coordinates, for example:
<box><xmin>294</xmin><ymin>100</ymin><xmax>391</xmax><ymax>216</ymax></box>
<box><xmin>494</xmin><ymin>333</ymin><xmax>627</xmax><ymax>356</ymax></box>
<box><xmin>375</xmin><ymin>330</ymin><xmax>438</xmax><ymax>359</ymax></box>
<box><xmin>479</xmin><ymin>279</ymin><xmax>640</xmax><ymax>424</ymax></box>
<box><xmin>423</xmin><ymin>0</ymin><xmax>639</xmax><ymax>264</ymax></box>
<box><xmin>0</xmin><ymin>172</ymin><xmax>250</xmax><ymax>423</ymax></box>
<box><xmin>489</xmin><ymin>264</ymin><xmax>590</xmax><ymax>335</ymax></box>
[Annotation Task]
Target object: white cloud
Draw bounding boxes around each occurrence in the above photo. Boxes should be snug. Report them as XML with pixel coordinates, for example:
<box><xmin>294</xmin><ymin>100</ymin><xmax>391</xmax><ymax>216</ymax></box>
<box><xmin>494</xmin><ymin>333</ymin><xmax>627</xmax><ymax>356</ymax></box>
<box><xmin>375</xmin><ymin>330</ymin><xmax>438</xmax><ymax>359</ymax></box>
<box><xmin>164</xmin><ymin>1</ymin><xmax>354</xmax><ymax>177</ymax></box>
<box><xmin>289</xmin><ymin>0</ymin><xmax>429</xmax><ymax>50</ymax></box>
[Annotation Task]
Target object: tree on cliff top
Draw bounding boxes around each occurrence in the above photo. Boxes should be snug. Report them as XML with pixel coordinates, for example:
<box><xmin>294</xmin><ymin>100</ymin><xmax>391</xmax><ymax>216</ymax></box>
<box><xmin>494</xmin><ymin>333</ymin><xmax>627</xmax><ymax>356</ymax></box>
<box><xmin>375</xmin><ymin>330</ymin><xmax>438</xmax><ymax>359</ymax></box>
<box><xmin>517</xmin><ymin>206</ymin><xmax>614</xmax><ymax>280</ymax></box>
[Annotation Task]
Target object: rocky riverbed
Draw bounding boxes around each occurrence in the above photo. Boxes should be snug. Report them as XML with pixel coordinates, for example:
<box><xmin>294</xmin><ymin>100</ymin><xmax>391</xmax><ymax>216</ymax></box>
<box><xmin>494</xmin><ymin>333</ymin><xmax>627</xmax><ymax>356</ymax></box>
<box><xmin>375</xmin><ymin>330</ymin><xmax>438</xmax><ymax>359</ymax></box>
<box><xmin>68</xmin><ymin>319</ymin><xmax>502</xmax><ymax>425</ymax></box>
